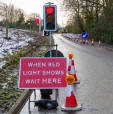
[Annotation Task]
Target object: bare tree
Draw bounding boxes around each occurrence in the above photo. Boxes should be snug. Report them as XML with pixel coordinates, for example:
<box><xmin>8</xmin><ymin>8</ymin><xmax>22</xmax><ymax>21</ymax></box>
<box><xmin>0</xmin><ymin>3</ymin><xmax>14</xmax><ymax>38</ymax></box>
<box><xmin>61</xmin><ymin>0</ymin><xmax>84</xmax><ymax>32</ymax></box>
<box><xmin>28</xmin><ymin>13</ymin><xmax>39</xmax><ymax>19</ymax></box>
<box><xmin>0</xmin><ymin>2</ymin><xmax>26</xmax><ymax>38</ymax></box>
<box><xmin>8</xmin><ymin>4</ymin><xmax>15</xmax><ymax>24</ymax></box>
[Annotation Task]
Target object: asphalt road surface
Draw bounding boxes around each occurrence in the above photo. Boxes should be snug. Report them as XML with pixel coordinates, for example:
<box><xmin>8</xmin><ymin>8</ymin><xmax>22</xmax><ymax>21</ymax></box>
<box><xmin>20</xmin><ymin>34</ymin><xmax>113</xmax><ymax>114</ymax></box>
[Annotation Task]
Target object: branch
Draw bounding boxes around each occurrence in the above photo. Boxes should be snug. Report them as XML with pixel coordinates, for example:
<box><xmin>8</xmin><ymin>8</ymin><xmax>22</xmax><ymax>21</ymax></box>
<box><xmin>83</xmin><ymin>0</ymin><xmax>104</xmax><ymax>7</ymax></box>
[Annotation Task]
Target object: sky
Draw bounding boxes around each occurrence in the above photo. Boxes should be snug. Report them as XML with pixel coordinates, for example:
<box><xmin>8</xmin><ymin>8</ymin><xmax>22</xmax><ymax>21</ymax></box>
<box><xmin>1</xmin><ymin>0</ymin><xmax>68</xmax><ymax>26</ymax></box>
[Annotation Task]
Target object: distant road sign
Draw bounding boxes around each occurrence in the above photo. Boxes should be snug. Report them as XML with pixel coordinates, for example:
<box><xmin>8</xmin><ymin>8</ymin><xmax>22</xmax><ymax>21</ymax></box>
<box><xmin>18</xmin><ymin>57</ymin><xmax>67</xmax><ymax>89</ymax></box>
<box><xmin>81</xmin><ymin>32</ymin><xmax>88</xmax><ymax>39</ymax></box>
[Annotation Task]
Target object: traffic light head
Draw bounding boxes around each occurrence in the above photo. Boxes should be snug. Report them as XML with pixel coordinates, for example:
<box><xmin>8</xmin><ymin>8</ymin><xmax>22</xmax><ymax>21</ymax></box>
<box><xmin>36</xmin><ymin>18</ymin><xmax>40</xmax><ymax>24</ymax></box>
<box><xmin>44</xmin><ymin>5</ymin><xmax>57</xmax><ymax>31</ymax></box>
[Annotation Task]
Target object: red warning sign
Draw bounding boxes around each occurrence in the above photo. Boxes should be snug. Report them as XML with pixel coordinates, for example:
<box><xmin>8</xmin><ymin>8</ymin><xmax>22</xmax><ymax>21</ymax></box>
<box><xmin>18</xmin><ymin>57</ymin><xmax>67</xmax><ymax>89</ymax></box>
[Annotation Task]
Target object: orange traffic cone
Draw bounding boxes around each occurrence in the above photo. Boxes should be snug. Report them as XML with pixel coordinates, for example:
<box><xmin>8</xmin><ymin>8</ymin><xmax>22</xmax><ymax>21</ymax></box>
<box><xmin>68</xmin><ymin>54</ymin><xmax>80</xmax><ymax>84</ymax></box>
<box><xmin>68</xmin><ymin>53</ymin><xmax>74</xmax><ymax>64</ymax></box>
<box><xmin>85</xmin><ymin>39</ymin><xmax>89</xmax><ymax>45</ymax></box>
<box><xmin>67</xmin><ymin>65</ymin><xmax>75</xmax><ymax>81</ymax></box>
<box><xmin>61</xmin><ymin>84</ymin><xmax>82</xmax><ymax>111</ymax></box>
<box><xmin>67</xmin><ymin>55</ymin><xmax>73</xmax><ymax>75</ymax></box>
<box><xmin>91</xmin><ymin>39</ymin><xmax>94</xmax><ymax>46</ymax></box>
<box><xmin>68</xmin><ymin>53</ymin><xmax>73</xmax><ymax>74</ymax></box>
<box><xmin>98</xmin><ymin>40</ymin><xmax>102</xmax><ymax>47</ymax></box>
<box><xmin>71</xmin><ymin>60</ymin><xmax>80</xmax><ymax>84</ymax></box>
<box><xmin>80</xmin><ymin>38</ymin><xmax>82</xmax><ymax>44</ymax></box>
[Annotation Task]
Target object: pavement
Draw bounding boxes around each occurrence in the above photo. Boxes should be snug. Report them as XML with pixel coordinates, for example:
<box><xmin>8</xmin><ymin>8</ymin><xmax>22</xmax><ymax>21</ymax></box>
<box><xmin>20</xmin><ymin>34</ymin><xmax>113</xmax><ymax>114</ymax></box>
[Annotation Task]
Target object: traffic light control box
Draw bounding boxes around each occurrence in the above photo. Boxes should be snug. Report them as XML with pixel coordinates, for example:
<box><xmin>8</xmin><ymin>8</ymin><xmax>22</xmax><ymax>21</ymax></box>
<box><xmin>43</xmin><ymin>4</ymin><xmax>57</xmax><ymax>31</ymax></box>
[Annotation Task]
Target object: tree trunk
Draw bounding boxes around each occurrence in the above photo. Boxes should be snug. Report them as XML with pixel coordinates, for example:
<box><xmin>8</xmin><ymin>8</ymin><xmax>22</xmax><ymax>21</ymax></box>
<box><xmin>77</xmin><ymin>13</ymin><xmax>84</xmax><ymax>32</ymax></box>
<box><xmin>6</xmin><ymin>22</ymin><xmax>8</xmax><ymax>38</ymax></box>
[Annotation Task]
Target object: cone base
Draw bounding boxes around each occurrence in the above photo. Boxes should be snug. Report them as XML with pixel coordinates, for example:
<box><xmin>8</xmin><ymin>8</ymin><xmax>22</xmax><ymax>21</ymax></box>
<box><xmin>61</xmin><ymin>104</ymin><xmax>82</xmax><ymax>111</ymax></box>
<box><xmin>74</xmin><ymin>80</ymin><xmax>80</xmax><ymax>84</ymax></box>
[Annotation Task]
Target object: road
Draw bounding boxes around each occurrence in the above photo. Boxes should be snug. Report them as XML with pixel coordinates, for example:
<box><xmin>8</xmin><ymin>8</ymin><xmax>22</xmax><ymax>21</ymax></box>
<box><xmin>20</xmin><ymin>34</ymin><xmax>113</xmax><ymax>114</ymax></box>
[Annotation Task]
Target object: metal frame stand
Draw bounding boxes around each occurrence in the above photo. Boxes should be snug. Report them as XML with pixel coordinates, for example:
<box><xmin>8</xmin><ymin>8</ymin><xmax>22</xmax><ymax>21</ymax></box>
<box><xmin>28</xmin><ymin>43</ymin><xmax>58</xmax><ymax>113</ymax></box>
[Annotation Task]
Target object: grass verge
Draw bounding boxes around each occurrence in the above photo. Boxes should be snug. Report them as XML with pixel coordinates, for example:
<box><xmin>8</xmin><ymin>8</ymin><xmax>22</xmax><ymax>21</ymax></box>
<box><xmin>0</xmin><ymin>33</ymin><xmax>53</xmax><ymax>113</ymax></box>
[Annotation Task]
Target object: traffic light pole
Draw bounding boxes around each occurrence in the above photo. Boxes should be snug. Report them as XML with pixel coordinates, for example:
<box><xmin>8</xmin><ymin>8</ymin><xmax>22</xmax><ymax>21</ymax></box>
<box><xmin>49</xmin><ymin>31</ymin><xmax>59</xmax><ymax>101</ymax></box>
<box><xmin>43</xmin><ymin>2</ymin><xmax>58</xmax><ymax>103</ymax></box>
<box><xmin>50</xmin><ymin>31</ymin><xmax>52</xmax><ymax>57</ymax></box>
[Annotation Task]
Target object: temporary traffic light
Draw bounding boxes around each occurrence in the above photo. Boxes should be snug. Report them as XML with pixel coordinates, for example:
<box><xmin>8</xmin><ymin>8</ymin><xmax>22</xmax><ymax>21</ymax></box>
<box><xmin>43</xmin><ymin>4</ymin><xmax>57</xmax><ymax>31</ymax></box>
<box><xmin>36</xmin><ymin>17</ymin><xmax>40</xmax><ymax>24</ymax></box>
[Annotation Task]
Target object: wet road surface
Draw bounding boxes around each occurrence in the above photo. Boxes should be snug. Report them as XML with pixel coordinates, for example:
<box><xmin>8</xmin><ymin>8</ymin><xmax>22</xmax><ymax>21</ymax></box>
<box><xmin>20</xmin><ymin>34</ymin><xmax>113</xmax><ymax>114</ymax></box>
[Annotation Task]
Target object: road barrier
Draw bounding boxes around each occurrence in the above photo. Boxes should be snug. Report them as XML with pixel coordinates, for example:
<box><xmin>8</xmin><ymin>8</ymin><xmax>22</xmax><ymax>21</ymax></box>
<box><xmin>62</xmin><ymin>33</ymin><xmax>81</xmax><ymax>39</ymax></box>
<box><xmin>62</xmin><ymin>33</ymin><xmax>103</xmax><ymax>47</ymax></box>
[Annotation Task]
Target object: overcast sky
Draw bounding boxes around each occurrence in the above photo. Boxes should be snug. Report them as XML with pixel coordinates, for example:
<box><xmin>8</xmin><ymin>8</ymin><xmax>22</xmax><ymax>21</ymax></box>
<box><xmin>1</xmin><ymin>0</ymin><xmax>67</xmax><ymax>26</ymax></box>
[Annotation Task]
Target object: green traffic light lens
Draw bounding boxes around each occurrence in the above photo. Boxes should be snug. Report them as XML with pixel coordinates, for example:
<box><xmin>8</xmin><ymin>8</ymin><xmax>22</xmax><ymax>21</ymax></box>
<box><xmin>47</xmin><ymin>22</ymin><xmax>55</xmax><ymax>29</ymax></box>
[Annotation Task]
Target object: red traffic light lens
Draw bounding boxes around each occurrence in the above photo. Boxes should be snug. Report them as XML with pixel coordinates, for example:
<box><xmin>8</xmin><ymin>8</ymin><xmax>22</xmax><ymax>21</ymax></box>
<box><xmin>46</xmin><ymin>6</ymin><xmax>54</xmax><ymax>14</ymax></box>
<box><xmin>36</xmin><ymin>18</ymin><xmax>40</xmax><ymax>23</ymax></box>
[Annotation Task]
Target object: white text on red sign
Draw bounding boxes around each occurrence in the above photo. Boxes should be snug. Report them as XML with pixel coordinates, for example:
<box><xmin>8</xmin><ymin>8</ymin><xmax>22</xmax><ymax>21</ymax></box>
<box><xmin>19</xmin><ymin>58</ymin><xmax>67</xmax><ymax>89</ymax></box>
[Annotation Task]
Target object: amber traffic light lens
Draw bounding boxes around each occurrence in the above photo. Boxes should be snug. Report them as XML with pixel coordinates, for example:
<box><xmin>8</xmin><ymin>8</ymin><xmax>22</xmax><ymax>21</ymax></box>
<box><xmin>47</xmin><ymin>15</ymin><xmax>54</xmax><ymax>22</ymax></box>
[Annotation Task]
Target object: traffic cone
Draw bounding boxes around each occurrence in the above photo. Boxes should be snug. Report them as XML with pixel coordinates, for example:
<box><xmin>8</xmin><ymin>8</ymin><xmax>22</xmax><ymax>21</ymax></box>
<box><xmin>91</xmin><ymin>39</ymin><xmax>94</xmax><ymax>46</ymax></box>
<box><xmin>68</xmin><ymin>53</ymin><xmax>80</xmax><ymax>84</ymax></box>
<box><xmin>61</xmin><ymin>84</ymin><xmax>82</xmax><ymax>111</ymax></box>
<box><xmin>98</xmin><ymin>40</ymin><xmax>102</xmax><ymax>47</ymax></box>
<box><xmin>85</xmin><ymin>39</ymin><xmax>89</xmax><ymax>45</ymax></box>
<box><xmin>67</xmin><ymin>53</ymin><xmax>73</xmax><ymax>75</ymax></box>
<box><xmin>71</xmin><ymin>60</ymin><xmax>80</xmax><ymax>84</ymax></box>
<box><xmin>80</xmin><ymin>38</ymin><xmax>82</xmax><ymax>44</ymax></box>
<box><xmin>68</xmin><ymin>53</ymin><xmax>73</xmax><ymax>66</ymax></box>
<box><xmin>67</xmin><ymin>54</ymin><xmax>73</xmax><ymax>75</ymax></box>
